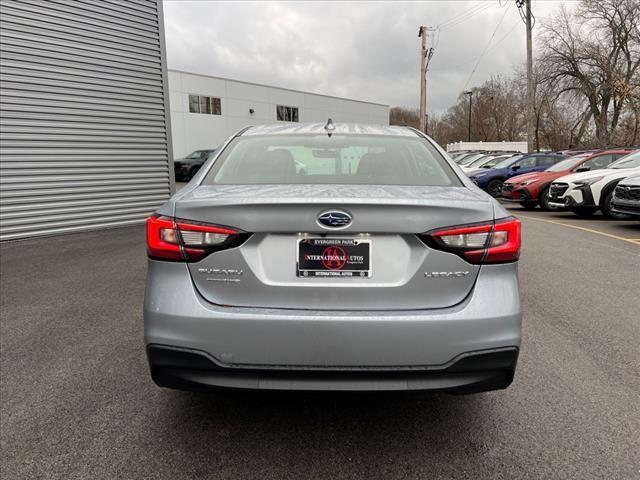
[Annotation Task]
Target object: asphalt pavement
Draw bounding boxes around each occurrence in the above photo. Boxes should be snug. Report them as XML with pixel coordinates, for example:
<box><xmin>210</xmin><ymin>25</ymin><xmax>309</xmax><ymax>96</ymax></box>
<box><xmin>1</xmin><ymin>204</ymin><xmax>639</xmax><ymax>480</ymax></box>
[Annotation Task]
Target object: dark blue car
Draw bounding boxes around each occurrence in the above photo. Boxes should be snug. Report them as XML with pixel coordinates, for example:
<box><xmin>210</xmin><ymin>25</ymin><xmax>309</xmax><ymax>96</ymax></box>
<box><xmin>468</xmin><ymin>152</ymin><xmax>567</xmax><ymax>197</ymax></box>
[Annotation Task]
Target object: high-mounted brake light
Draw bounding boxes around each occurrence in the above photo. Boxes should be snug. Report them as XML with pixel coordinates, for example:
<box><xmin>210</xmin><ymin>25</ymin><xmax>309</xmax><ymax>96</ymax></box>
<box><xmin>146</xmin><ymin>215</ymin><xmax>246</xmax><ymax>262</ymax></box>
<box><xmin>423</xmin><ymin>217</ymin><xmax>521</xmax><ymax>264</ymax></box>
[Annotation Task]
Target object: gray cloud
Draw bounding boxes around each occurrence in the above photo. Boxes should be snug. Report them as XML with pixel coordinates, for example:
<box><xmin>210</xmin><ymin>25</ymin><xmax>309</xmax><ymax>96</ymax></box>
<box><xmin>163</xmin><ymin>0</ymin><xmax>574</xmax><ymax>113</ymax></box>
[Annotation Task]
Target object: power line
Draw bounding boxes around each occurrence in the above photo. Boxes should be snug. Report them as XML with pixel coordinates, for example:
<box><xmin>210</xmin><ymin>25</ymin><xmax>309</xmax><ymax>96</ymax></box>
<box><xmin>439</xmin><ymin>4</ymin><xmax>496</xmax><ymax>31</ymax></box>
<box><xmin>461</xmin><ymin>4</ymin><xmax>511</xmax><ymax>92</ymax></box>
<box><xmin>430</xmin><ymin>20</ymin><xmax>520</xmax><ymax>72</ymax></box>
<box><xmin>437</xmin><ymin>2</ymin><xmax>490</xmax><ymax>28</ymax></box>
<box><xmin>438</xmin><ymin>1</ymin><xmax>498</xmax><ymax>31</ymax></box>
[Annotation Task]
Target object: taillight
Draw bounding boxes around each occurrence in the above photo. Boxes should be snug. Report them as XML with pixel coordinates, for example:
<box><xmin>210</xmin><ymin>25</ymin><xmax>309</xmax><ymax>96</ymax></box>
<box><xmin>146</xmin><ymin>215</ymin><xmax>247</xmax><ymax>262</ymax></box>
<box><xmin>421</xmin><ymin>217</ymin><xmax>521</xmax><ymax>264</ymax></box>
<box><xmin>146</xmin><ymin>215</ymin><xmax>183</xmax><ymax>261</ymax></box>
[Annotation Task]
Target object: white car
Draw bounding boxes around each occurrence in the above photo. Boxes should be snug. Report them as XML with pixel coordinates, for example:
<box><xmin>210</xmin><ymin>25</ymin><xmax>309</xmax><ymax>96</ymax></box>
<box><xmin>460</xmin><ymin>155</ymin><xmax>496</xmax><ymax>173</ymax></box>
<box><xmin>547</xmin><ymin>151</ymin><xmax>640</xmax><ymax>218</ymax></box>
<box><xmin>462</xmin><ymin>154</ymin><xmax>519</xmax><ymax>175</ymax></box>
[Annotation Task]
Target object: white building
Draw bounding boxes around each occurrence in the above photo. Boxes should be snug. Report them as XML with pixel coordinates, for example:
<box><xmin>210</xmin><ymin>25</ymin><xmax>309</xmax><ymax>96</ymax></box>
<box><xmin>168</xmin><ymin>70</ymin><xmax>389</xmax><ymax>159</ymax></box>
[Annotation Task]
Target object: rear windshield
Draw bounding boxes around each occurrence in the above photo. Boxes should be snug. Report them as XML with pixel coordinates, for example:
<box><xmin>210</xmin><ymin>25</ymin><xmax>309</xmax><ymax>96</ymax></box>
<box><xmin>203</xmin><ymin>135</ymin><xmax>462</xmax><ymax>186</ymax></box>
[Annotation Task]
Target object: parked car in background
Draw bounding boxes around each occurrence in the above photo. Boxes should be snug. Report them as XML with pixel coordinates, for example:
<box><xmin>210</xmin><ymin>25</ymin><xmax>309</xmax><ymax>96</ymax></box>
<box><xmin>464</xmin><ymin>154</ymin><xmax>520</xmax><ymax>176</ymax></box>
<box><xmin>451</xmin><ymin>151</ymin><xmax>475</xmax><ymax>162</ymax></box>
<box><xmin>145</xmin><ymin>123</ymin><xmax>522</xmax><ymax>394</ymax></box>
<box><xmin>548</xmin><ymin>150</ymin><xmax>640</xmax><ymax>218</ymax></box>
<box><xmin>455</xmin><ymin>152</ymin><xmax>486</xmax><ymax>166</ymax></box>
<box><xmin>611</xmin><ymin>175</ymin><xmax>640</xmax><ymax>218</ymax></box>
<box><xmin>174</xmin><ymin>149</ymin><xmax>217</xmax><ymax>181</ymax></box>
<box><xmin>502</xmin><ymin>149</ymin><xmax>633</xmax><ymax>210</ymax></box>
<box><xmin>460</xmin><ymin>154</ymin><xmax>497</xmax><ymax>173</ymax></box>
<box><xmin>468</xmin><ymin>152</ymin><xmax>567</xmax><ymax>197</ymax></box>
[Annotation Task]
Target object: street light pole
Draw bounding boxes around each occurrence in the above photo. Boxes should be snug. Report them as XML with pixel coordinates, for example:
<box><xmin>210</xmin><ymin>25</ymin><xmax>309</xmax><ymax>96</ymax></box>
<box><xmin>464</xmin><ymin>91</ymin><xmax>473</xmax><ymax>142</ymax></box>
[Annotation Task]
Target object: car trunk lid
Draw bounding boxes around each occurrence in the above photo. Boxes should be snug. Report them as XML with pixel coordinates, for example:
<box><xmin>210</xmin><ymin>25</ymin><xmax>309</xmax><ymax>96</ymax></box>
<box><xmin>175</xmin><ymin>184</ymin><xmax>494</xmax><ymax>310</ymax></box>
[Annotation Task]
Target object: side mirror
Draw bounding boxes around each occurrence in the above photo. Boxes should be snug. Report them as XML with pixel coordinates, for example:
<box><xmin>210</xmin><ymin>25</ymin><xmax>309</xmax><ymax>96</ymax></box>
<box><xmin>575</xmin><ymin>166</ymin><xmax>590</xmax><ymax>172</ymax></box>
<box><xmin>511</xmin><ymin>165</ymin><xmax>521</xmax><ymax>171</ymax></box>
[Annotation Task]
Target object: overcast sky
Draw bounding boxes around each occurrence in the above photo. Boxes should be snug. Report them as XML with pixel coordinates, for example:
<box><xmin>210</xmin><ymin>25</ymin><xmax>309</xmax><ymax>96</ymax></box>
<box><xmin>163</xmin><ymin>0</ymin><xmax>576</xmax><ymax>113</ymax></box>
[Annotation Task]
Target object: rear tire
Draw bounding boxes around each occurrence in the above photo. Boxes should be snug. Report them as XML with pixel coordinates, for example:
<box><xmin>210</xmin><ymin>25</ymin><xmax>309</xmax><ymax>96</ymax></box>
<box><xmin>487</xmin><ymin>179</ymin><xmax>503</xmax><ymax>198</ymax></box>
<box><xmin>539</xmin><ymin>187</ymin><xmax>552</xmax><ymax>211</ymax></box>
<box><xmin>601</xmin><ymin>190</ymin><xmax>629</xmax><ymax>219</ymax></box>
<box><xmin>570</xmin><ymin>207</ymin><xmax>597</xmax><ymax>218</ymax></box>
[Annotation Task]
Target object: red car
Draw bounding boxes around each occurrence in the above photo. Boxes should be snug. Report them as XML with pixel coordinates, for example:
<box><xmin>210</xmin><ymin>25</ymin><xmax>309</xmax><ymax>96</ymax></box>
<box><xmin>502</xmin><ymin>149</ymin><xmax>634</xmax><ymax>210</ymax></box>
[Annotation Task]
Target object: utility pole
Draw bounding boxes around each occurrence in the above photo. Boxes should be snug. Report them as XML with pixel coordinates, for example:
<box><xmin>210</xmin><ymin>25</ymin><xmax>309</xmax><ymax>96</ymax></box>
<box><xmin>418</xmin><ymin>26</ymin><xmax>435</xmax><ymax>134</ymax></box>
<box><xmin>418</xmin><ymin>26</ymin><xmax>427</xmax><ymax>133</ymax></box>
<box><xmin>525</xmin><ymin>0</ymin><xmax>535</xmax><ymax>153</ymax></box>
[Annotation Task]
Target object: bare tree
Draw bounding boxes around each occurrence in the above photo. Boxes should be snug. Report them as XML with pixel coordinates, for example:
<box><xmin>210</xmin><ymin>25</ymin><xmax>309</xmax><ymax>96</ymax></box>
<box><xmin>539</xmin><ymin>0</ymin><xmax>640</xmax><ymax>145</ymax></box>
<box><xmin>391</xmin><ymin>0</ymin><xmax>639</xmax><ymax>150</ymax></box>
<box><xmin>389</xmin><ymin>107</ymin><xmax>420</xmax><ymax>129</ymax></box>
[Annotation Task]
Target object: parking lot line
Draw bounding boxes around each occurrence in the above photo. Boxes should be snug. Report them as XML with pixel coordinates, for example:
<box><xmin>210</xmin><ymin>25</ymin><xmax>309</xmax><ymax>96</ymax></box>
<box><xmin>516</xmin><ymin>215</ymin><xmax>640</xmax><ymax>246</ymax></box>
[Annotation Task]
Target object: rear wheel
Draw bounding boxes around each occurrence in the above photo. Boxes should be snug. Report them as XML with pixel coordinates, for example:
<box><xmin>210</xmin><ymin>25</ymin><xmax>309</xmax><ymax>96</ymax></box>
<box><xmin>570</xmin><ymin>207</ymin><xmax>597</xmax><ymax>218</ymax></box>
<box><xmin>487</xmin><ymin>179</ymin><xmax>503</xmax><ymax>198</ymax></box>
<box><xmin>601</xmin><ymin>190</ymin><xmax>629</xmax><ymax>219</ymax></box>
<box><xmin>539</xmin><ymin>187</ymin><xmax>552</xmax><ymax>211</ymax></box>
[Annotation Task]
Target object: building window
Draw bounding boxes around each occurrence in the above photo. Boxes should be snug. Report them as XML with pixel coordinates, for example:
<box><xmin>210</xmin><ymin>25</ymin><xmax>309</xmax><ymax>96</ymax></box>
<box><xmin>189</xmin><ymin>94</ymin><xmax>221</xmax><ymax>115</ymax></box>
<box><xmin>211</xmin><ymin>97</ymin><xmax>221</xmax><ymax>115</ymax></box>
<box><xmin>199</xmin><ymin>95</ymin><xmax>210</xmax><ymax>114</ymax></box>
<box><xmin>189</xmin><ymin>94</ymin><xmax>200</xmax><ymax>113</ymax></box>
<box><xmin>276</xmin><ymin>105</ymin><xmax>299</xmax><ymax>122</ymax></box>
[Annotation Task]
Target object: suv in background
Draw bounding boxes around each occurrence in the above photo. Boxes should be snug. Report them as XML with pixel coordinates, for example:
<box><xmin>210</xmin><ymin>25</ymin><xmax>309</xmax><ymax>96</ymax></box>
<box><xmin>468</xmin><ymin>152</ymin><xmax>567</xmax><ymax>197</ymax></box>
<box><xmin>174</xmin><ymin>149</ymin><xmax>217</xmax><ymax>181</ymax></box>
<box><xmin>502</xmin><ymin>149</ymin><xmax>632</xmax><ymax>210</ymax></box>
<box><xmin>548</xmin><ymin>150</ymin><xmax>640</xmax><ymax>218</ymax></box>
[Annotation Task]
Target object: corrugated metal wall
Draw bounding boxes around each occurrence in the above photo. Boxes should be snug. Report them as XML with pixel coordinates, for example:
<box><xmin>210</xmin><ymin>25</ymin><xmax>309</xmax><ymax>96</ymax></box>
<box><xmin>0</xmin><ymin>0</ymin><xmax>173</xmax><ymax>241</ymax></box>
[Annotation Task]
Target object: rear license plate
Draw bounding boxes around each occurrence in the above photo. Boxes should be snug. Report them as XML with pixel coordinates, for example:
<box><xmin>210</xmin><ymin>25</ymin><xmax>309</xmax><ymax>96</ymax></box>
<box><xmin>297</xmin><ymin>238</ymin><xmax>371</xmax><ymax>278</ymax></box>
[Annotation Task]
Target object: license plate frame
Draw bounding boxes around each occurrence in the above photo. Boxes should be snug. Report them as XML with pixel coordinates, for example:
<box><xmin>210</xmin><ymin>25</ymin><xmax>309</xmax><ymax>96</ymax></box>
<box><xmin>296</xmin><ymin>238</ymin><xmax>371</xmax><ymax>278</ymax></box>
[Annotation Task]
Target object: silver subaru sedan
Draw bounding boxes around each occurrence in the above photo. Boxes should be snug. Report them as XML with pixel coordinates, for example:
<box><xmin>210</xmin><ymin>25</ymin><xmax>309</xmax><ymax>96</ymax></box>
<box><xmin>144</xmin><ymin>123</ymin><xmax>522</xmax><ymax>394</ymax></box>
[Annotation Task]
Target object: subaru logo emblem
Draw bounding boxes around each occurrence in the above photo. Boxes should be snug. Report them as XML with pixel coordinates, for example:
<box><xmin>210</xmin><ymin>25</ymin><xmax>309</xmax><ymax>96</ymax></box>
<box><xmin>317</xmin><ymin>210</ymin><xmax>352</xmax><ymax>229</ymax></box>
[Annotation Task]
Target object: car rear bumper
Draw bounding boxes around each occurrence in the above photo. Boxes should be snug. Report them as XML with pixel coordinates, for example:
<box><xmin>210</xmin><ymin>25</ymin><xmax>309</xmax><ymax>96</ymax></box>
<box><xmin>144</xmin><ymin>260</ymin><xmax>522</xmax><ymax>392</ymax></box>
<box><xmin>147</xmin><ymin>344</ymin><xmax>519</xmax><ymax>393</ymax></box>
